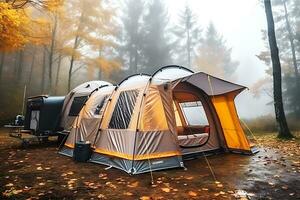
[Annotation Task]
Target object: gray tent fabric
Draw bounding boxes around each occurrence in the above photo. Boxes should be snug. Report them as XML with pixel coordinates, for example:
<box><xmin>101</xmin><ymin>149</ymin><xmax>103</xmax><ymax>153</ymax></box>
<box><xmin>60</xmin><ymin>81</ymin><xmax>112</xmax><ymax>130</ymax></box>
<box><xmin>175</xmin><ymin>72</ymin><xmax>247</xmax><ymax>96</ymax></box>
<box><xmin>59</xmin><ymin>65</ymin><xmax>252</xmax><ymax>174</ymax></box>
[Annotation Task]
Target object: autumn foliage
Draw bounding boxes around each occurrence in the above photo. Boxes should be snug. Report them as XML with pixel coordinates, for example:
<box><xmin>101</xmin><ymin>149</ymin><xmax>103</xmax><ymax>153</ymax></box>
<box><xmin>0</xmin><ymin>2</ymin><xmax>30</xmax><ymax>51</ymax></box>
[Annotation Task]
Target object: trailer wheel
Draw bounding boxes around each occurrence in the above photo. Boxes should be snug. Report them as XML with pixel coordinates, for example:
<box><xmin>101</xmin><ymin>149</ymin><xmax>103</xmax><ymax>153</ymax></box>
<box><xmin>22</xmin><ymin>140</ymin><xmax>29</xmax><ymax>148</ymax></box>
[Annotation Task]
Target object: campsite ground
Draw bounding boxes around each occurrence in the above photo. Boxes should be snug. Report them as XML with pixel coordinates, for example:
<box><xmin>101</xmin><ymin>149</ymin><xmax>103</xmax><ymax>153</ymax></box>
<box><xmin>0</xmin><ymin>129</ymin><xmax>299</xmax><ymax>200</ymax></box>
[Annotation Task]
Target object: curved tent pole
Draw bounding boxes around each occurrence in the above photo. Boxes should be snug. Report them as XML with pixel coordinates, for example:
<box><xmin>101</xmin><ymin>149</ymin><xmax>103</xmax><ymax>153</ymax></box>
<box><xmin>151</xmin><ymin>65</ymin><xmax>194</xmax><ymax>78</ymax></box>
<box><xmin>92</xmin><ymin>85</ymin><xmax>119</xmax><ymax>147</ymax></box>
<box><xmin>131</xmin><ymin>76</ymin><xmax>152</xmax><ymax>175</ymax></box>
<box><xmin>72</xmin><ymin>84</ymin><xmax>110</xmax><ymax>146</ymax></box>
<box><xmin>117</xmin><ymin>73</ymin><xmax>151</xmax><ymax>86</ymax></box>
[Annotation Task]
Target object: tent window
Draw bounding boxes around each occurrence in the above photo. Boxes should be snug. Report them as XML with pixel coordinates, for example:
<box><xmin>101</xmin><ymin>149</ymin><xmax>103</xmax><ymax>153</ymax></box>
<box><xmin>109</xmin><ymin>89</ymin><xmax>139</xmax><ymax>129</ymax></box>
<box><xmin>68</xmin><ymin>96</ymin><xmax>88</xmax><ymax>116</ymax></box>
<box><xmin>95</xmin><ymin>95</ymin><xmax>109</xmax><ymax>115</ymax></box>
<box><xmin>179</xmin><ymin>101</ymin><xmax>209</xmax><ymax>126</ymax></box>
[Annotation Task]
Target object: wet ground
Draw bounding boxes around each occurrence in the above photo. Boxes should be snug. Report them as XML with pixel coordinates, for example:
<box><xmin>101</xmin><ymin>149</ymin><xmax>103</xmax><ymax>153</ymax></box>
<box><xmin>0</xmin><ymin>129</ymin><xmax>299</xmax><ymax>199</ymax></box>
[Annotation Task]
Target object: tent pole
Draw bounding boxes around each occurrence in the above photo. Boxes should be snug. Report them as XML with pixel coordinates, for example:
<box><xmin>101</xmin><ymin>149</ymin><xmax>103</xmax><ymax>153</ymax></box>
<box><xmin>21</xmin><ymin>85</ymin><xmax>27</xmax><ymax>115</ymax></box>
<box><xmin>131</xmin><ymin>77</ymin><xmax>152</xmax><ymax>176</ymax></box>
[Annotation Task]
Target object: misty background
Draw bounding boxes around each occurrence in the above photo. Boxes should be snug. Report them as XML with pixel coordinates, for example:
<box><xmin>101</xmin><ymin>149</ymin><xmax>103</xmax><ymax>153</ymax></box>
<box><xmin>1</xmin><ymin>0</ymin><xmax>299</xmax><ymax>130</ymax></box>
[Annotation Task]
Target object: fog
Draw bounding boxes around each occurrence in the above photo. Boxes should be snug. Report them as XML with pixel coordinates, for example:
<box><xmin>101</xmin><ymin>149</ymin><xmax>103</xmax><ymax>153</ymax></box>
<box><xmin>3</xmin><ymin>0</ymin><xmax>297</xmax><ymax>123</ymax></box>
<box><xmin>166</xmin><ymin>0</ymin><xmax>273</xmax><ymax>118</ymax></box>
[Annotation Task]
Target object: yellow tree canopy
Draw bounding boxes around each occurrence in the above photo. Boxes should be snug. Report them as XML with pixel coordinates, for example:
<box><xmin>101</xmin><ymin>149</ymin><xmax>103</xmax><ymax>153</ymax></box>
<box><xmin>0</xmin><ymin>2</ymin><xmax>30</xmax><ymax>51</ymax></box>
<box><xmin>0</xmin><ymin>1</ymin><xmax>63</xmax><ymax>51</ymax></box>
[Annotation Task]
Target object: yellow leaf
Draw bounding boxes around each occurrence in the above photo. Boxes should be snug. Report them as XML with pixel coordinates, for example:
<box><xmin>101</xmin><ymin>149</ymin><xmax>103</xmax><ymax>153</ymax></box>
<box><xmin>188</xmin><ymin>191</ymin><xmax>197</xmax><ymax>197</ymax></box>
<box><xmin>128</xmin><ymin>181</ymin><xmax>139</xmax><ymax>188</ymax></box>
<box><xmin>140</xmin><ymin>196</ymin><xmax>151</xmax><ymax>200</ymax></box>
<box><xmin>161</xmin><ymin>187</ymin><xmax>171</xmax><ymax>193</ymax></box>
<box><xmin>123</xmin><ymin>192</ymin><xmax>133</xmax><ymax>196</ymax></box>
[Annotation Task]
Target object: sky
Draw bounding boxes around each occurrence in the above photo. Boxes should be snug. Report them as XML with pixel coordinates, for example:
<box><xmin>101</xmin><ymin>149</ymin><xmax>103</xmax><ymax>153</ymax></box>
<box><xmin>165</xmin><ymin>0</ymin><xmax>274</xmax><ymax>118</ymax></box>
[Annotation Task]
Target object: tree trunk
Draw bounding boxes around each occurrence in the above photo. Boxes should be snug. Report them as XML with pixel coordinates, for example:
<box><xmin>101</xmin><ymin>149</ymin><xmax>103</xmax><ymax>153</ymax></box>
<box><xmin>16</xmin><ymin>50</ymin><xmax>24</xmax><ymax>85</ymax></box>
<box><xmin>68</xmin><ymin>12</ymin><xmax>84</xmax><ymax>92</ymax></box>
<box><xmin>0</xmin><ymin>52</ymin><xmax>5</xmax><ymax>82</ymax></box>
<box><xmin>48</xmin><ymin>14</ymin><xmax>58</xmax><ymax>93</ymax></box>
<box><xmin>54</xmin><ymin>53</ymin><xmax>62</xmax><ymax>95</ymax></box>
<box><xmin>264</xmin><ymin>0</ymin><xmax>293</xmax><ymax>138</ymax></box>
<box><xmin>41</xmin><ymin>46</ymin><xmax>47</xmax><ymax>93</ymax></box>
<box><xmin>14</xmin><ymin>51</ymin><xmax>20</xmax><ymax>80</ymax></box>
<box><xmin>282</xmin><ymin>0</ymin><xmax>299</xmax><ymax>78</ymax></box>
<box><xmin>133</xmin><ymin>46</ymin><xmax>138</xmax><ymax>73</ymax></box>
<box><xmin>187</xmin><ymin>27</ymin><xmax>191</xmax><ymax>67</ymax></box>
<box><xmin>28</xmin><ymin>48</ymin><xmax>36</xmax><ymax>86</ymax></box>
<box><xmin>98</xmin><ymin>48</ymin><xmax>102</xmax><ymax>79</ymax></box>
<box><xmin>68</xmin><ymin>34</ymin><xmax>80</xmax><ymax>91</ymax></box>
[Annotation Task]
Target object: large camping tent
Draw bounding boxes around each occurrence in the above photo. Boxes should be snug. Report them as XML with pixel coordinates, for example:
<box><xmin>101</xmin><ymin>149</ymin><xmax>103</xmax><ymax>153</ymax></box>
<box><xmin>60</xmin><ymin>65</ymin><xmax>255</xmax><ymax>174</ymax></box>
<box><xmin>59</xmin><ymin>81</ymin><xmax>112</xmax><ymax>131</ymax></box>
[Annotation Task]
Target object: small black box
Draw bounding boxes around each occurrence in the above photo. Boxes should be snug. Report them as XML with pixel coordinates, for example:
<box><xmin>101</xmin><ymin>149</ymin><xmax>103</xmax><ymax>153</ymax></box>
<box><xmin>73</xmin><ymin>141</ymin><xmax>92</xmax><ymax>162</ymax></box>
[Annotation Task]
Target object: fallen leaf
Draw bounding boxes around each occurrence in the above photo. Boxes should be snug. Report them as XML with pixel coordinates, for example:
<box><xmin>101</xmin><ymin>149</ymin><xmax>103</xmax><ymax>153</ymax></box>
<box><xmin>161</xmin><ymin>187</ymin><xmax>171</xmax><ymax>193</ymax></box>
<box><xmin>123</xmin><ymin>192</ymin><xmax>133</xmax><ymax>196</ymax></box>
<box><xmin>140</xmin><ymin>196</ymin><xmax>151</xmax><ymax>200</ymax></box>
<box><xmin>188</xmin><ymin>191</ymin><xmax>197</xmax><ymax>197</ymax></box>
<box><xmin>5</xmin><ymin>183</ymin><xmax>14</xmax><ymax>187</ymax></box>
<box><xmin>185</xmin><ymin>176</ymin><xmax>194</xmax><ymax>180</ymax></box>
<box><xmin>98</xmin><ymin>194</ymin><xmax>106</xmax><ymax>199</ymax></box>
<box><xmin>268</xmin><ymin>182</ymin><xmax>275</xmax><ymax>186</ymax></box>
<box><xmin>281</xmin><ymin>185</ymin><xmax>288</xmax><ymax>190</ymax></box>
<box><xmin>128</xmin><ymin>181</ymin><xmax>139</xmax><ymax>188</ymax></box>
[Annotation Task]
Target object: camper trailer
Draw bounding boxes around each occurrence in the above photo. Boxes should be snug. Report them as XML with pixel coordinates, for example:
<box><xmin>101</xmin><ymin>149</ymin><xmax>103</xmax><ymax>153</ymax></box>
<box><xmin>24</xmin><ymin>95</ymin><xmax>65</xmax><ymax>136</ymax></box>
<box><xmin>60</xmin><ymin>65</ymin><xmax>256</xmax><ymax>174</ymax></box>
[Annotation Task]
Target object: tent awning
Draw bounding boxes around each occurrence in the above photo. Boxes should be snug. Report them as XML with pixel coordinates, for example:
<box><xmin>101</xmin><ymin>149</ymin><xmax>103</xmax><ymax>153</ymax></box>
<box><xmin>172</xmin><ymin>72</ymin><xmax>247</xmax><ymax>96</ymax></box>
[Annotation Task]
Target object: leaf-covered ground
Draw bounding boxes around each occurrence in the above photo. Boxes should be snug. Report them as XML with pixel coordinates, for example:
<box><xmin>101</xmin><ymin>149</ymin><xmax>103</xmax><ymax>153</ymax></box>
<box><xmin>0</xmin><ymin>129</ymin><xmax>299</xmax><ymax>199</ymax></box>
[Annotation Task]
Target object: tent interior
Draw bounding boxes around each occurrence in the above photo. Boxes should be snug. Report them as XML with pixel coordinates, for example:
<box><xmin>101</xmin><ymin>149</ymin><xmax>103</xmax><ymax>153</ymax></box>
<box><xmin>172</xmin><ymin>82</ymin><xmax>222</xmax><ymax>154</ymax></box>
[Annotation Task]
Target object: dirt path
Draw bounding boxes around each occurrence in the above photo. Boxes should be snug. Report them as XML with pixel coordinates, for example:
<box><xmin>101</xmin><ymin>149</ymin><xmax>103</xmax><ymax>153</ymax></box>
<box><xmin>0</xmin><ymin>129</ymin><xmax>299</xmax><ymax>199</ymax></box>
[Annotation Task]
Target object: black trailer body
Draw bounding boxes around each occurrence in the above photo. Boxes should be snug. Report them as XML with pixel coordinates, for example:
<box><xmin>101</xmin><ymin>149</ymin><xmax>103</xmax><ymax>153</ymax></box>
<box><xmin>24</xmin><ymin>95</ymin><xmax>65</xmax><ymax>136</ymax></box>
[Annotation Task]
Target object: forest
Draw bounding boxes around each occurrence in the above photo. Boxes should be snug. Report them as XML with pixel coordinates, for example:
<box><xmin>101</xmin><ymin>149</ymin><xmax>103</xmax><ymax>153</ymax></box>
<box><xmin>0</xmin><ymin>0</ymin><xmax>299</xmax><ymax>199</ymax></box>
<box><xmin>1</xmin><ymin>0</ymin><xmax>244</xmax><ymax>123</ymax></box>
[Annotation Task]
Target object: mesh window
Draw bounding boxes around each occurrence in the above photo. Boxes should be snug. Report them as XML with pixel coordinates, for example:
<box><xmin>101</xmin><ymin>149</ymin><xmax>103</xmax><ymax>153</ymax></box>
<box><xmin>180</xmin><ymin>101</ymin><xmax>209</xmax><ymax>126</ymax></box>
<box><xmin>95</xmin><ymin>95</ymin><xmax>109</xmax><ymax>115</ymax></box>
<box><xmin>108</xmin><ymin>89</ymin><xmax>139</xmax><ymax>129</ymax></box>
<box><xmin>68</xmin><ymin>96</ymin><xmax>88</xmax><ymax>116</ymax></box>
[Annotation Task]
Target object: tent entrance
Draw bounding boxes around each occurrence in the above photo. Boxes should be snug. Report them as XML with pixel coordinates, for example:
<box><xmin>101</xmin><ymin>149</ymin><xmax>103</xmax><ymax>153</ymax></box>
<box><xmin>173</xmin><ymin>91</ymin><xmax>211</xmax><ymax>149</ymax></box>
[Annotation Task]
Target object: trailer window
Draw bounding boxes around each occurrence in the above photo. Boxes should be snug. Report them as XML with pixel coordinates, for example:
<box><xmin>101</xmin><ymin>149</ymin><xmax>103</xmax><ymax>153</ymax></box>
<box><xmin>109</xmin><ymin>89</ymin><xmax>139</xmax><ymax>129</ymax></box>
<box><xmin>68</xmin><ymin>96</ymin><xmax>88</xmax><ymax>116</ymax></box>
<box><xmin>179</xmin><ymin>101</ymin><xmax>209</xmax><ymax>126</ymax></box>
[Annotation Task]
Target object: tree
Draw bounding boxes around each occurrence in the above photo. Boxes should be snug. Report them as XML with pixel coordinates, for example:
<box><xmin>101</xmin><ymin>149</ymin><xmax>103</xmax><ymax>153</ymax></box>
<box><xmin>264</xmin><ymin>0</ymin><xmax>293</xmax><ymax>138</ymax></box>
<box><xmin>194</xmin><ymin>22</ymin><xmax>238</xmax><ymax>79</ymax></box>
<box><xmin>0</xmin><ymin>2</ymin><xmax>30</xmax><ymax>51</ymax></box>
<box><xmin>173</xmin><ymin>4</ymin><xmax>200</xmax><ymax>67</ymax></box>
<box><xmin>257</xmin><ymin>0</ymin><xmax>300</xmax><ymax>117</ymax></box>
<box><xmin>141</xmin><ymin>0</ymin><xmax>172</xmax><ymax>73</ymax></box>
<box><xmin>119</xmin><ymin>0</ymin><xmax>145</xmax><ymax>74</ymax></box>
<box><xmin>63</xmin><ymin>0</ymin><xmax>119</xmax><ymax>91</ymax></box>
